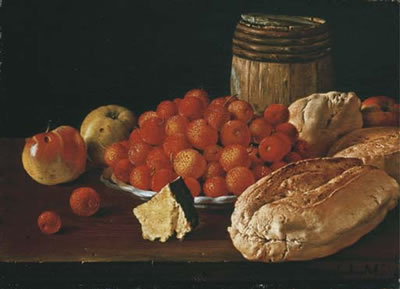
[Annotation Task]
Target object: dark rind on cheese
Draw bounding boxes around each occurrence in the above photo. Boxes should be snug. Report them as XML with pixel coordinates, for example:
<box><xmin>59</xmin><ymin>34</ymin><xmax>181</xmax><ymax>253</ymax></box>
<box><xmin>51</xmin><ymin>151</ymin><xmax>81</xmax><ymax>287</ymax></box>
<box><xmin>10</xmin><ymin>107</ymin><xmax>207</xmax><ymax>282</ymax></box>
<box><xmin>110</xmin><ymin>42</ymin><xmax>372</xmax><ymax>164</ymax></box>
<box><xmin>169</xmin><ymin>177</ymin><xmax>199</xmax><ymax>229</ymax></box>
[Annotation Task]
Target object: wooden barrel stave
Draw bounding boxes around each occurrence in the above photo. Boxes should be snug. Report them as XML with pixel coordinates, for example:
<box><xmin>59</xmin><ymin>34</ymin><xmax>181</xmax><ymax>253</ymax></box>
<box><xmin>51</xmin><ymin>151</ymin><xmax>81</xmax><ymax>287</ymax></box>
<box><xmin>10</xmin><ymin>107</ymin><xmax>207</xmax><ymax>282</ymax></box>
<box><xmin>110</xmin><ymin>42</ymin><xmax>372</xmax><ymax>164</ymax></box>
<box><xmin>230</xmin><ymin>54</ymin><xmax>334</xmax><ymax>114</ymax></box>
<box><xmin>231</xmin><ymin>14</ymin><xmax>334</xmax><ymax>113</ymax></box>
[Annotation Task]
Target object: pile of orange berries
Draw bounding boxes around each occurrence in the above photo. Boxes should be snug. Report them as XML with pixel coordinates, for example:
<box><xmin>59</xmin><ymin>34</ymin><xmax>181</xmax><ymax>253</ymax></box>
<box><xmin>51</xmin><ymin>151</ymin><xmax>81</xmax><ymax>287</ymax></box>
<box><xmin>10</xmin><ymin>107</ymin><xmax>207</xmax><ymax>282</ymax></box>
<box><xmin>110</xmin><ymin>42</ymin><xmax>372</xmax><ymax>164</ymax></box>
<box><xmin>104</xmin><ymin>88</ymin><xmax>311</xmax><ymax>198</ymax></box>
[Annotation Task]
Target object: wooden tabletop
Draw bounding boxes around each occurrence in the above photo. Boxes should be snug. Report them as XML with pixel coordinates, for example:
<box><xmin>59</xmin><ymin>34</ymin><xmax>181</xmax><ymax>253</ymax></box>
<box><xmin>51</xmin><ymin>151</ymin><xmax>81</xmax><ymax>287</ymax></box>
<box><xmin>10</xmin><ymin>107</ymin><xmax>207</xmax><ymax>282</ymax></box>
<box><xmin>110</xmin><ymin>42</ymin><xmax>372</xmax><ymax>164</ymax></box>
<box><xmin>0</xmin><ymin>138</ymin><xmax>399</xmax><ymax>286</ymax></box>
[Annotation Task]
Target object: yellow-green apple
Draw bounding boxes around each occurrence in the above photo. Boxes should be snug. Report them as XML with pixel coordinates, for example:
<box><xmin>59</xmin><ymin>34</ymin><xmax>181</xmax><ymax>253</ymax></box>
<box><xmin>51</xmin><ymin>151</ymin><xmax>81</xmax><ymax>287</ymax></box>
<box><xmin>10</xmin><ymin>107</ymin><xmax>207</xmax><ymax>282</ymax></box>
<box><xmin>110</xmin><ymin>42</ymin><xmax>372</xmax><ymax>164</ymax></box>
<box><xmin>80</xmin><ymin>105</ymin><xmax>136</xmax><ymax>166</ymax></box>
<box><xmin>361</xmin><ymin>96</ymin><xmax>399</xmax><ymax>127</ymax></box>
<box><xmin>22</xmin><ymin>126</ymin><xmax>87</xmax><ymax>185</ymax></box>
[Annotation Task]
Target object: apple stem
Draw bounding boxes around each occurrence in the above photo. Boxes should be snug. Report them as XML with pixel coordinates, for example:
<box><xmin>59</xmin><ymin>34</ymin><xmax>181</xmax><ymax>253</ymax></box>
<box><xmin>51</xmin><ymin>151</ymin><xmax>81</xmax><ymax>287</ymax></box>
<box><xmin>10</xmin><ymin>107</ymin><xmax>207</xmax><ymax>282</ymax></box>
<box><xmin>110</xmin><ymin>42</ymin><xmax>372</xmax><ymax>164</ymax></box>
<box><xmin>45</xmin><ymin>120</ymin><xmax>52</xmax><ymax>133</ymax></box>
<box><xmin>106</xmin><ymin>112</ymin><xmax>118</xmax><ymax>120</ymax></box>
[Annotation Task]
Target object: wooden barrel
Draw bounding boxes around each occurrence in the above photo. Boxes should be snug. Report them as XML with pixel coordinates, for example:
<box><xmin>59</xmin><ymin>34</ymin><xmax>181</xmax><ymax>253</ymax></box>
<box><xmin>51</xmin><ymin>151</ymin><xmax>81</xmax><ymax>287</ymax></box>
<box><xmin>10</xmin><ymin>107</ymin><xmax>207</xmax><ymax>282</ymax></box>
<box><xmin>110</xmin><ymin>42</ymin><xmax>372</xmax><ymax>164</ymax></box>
<box><xmin>230</xmin><ymin>14</ymin><xmax>334</xmax><ymax>114</ymax></box>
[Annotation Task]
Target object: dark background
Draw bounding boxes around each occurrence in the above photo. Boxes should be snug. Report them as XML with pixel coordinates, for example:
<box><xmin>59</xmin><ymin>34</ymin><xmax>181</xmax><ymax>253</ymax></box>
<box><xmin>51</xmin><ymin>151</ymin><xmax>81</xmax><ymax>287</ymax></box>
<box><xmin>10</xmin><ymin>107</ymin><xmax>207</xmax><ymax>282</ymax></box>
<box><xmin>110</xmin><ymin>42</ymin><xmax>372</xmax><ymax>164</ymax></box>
<box><xmin>1</xmin><ymin>2</ymin><xmax>399</xmax><ymax>288</ymax></box>
<box><xmin>1</xmin><ymin>0</ymin><xmax>399</xmax><ymax>137</ymax></box>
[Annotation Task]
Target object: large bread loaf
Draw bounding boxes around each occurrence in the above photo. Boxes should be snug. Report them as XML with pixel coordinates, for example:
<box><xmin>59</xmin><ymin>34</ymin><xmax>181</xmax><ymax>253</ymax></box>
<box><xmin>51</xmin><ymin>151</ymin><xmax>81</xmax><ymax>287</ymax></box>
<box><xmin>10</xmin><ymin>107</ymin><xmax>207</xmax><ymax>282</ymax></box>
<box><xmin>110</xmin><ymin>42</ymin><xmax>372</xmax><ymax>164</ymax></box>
<box><xmin>327</xmin><ymin>126</ymin><xmax>400</xmax><ymax>183</ymax></box>
<box><xmin>228</xmin><ymin>157</ymin><xmax>399</xmax><ymax>262</ymax></box>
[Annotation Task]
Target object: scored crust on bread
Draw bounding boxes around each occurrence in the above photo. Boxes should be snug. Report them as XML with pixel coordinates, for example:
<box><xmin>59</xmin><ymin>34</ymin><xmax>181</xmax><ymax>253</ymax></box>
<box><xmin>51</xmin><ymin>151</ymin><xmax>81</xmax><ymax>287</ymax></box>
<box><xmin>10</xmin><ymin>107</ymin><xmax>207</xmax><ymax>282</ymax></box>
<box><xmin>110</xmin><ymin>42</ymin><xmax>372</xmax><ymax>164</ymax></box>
<box><xmin>228</xmin><ymin>157</ymin><xmax>399</xmax><ymax>262</ymax></box>
<box><xmin>327</xmin><ymin>127</ymin><xmax>400</xmax><ymax>183</ymax></box>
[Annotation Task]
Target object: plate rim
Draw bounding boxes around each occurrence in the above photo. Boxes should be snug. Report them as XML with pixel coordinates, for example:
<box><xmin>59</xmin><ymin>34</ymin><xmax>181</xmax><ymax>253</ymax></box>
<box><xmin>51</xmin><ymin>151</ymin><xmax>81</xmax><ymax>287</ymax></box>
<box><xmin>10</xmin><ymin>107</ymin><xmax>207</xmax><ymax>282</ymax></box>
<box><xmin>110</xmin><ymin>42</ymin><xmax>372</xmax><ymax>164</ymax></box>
<box><xmin>100</xmin><ymin>173</ymin><xmax>236</xmax><ymax>207</ymax></box>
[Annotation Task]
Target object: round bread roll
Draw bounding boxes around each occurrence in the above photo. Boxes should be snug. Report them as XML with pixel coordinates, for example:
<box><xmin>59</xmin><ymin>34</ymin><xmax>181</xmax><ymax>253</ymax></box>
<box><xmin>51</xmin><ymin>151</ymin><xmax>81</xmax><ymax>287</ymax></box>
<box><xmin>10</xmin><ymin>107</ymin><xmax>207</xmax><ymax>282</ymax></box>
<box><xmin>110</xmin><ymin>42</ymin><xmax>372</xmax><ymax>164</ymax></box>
<box><xmin>327</xmin><ymin>127</ymin><xmax>400</xmax><ymax>183</ymax></box>
<box><xmin>288</xmin><ymin>91</ymin><xmax>363</xmax><ymax>157</ymax></box>
<box><xmin>228</xmin><ymin>157</ymin><xmax>399</xmax><ymax>262</ymax></box>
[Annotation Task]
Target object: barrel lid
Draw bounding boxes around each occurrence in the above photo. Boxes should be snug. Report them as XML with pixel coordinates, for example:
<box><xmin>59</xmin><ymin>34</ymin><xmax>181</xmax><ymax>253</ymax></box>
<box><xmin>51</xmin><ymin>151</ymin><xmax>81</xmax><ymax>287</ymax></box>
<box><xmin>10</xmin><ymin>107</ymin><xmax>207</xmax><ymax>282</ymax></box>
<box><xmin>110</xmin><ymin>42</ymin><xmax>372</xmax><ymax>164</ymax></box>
<box><xmin>233</xmin><ymin>14</ymin><xmax>331</xmax><ymax>62</ymax></box>
<box><xmin>240</xmin><ymin>14</ymin><xmax>326</xmax><ymax>32</ymax></box>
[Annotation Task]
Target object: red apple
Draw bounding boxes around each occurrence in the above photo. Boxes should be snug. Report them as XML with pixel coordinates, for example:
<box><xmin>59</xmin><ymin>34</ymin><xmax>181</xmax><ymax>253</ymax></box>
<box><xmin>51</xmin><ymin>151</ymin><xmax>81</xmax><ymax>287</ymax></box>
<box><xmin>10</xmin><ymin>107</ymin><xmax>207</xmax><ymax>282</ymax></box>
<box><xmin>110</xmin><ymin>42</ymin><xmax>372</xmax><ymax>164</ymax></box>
<box><xmin>360</xmin><ymin>96</ymin><xmax>396</xmax><ymax>112</ymax></box>
<box><xmin>361</xmin><ymin>96</ymin><xmax>399</xmax><ymax>127</ymax></box>
<box><xmin>22</xmin><ymin>125</ymin><xmax>87</xmax><ymax>185</ymax></box>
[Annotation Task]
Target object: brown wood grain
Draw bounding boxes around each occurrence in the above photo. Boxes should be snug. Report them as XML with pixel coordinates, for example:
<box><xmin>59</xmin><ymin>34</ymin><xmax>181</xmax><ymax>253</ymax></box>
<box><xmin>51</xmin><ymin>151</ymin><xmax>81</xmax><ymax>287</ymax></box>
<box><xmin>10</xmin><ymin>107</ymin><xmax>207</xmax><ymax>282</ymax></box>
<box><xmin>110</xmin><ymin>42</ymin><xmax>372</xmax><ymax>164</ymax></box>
<box><xmin>230</xmin><ymin>13</ymin><xmax>335</xmax><ymax>113</ymax></box>
<box><xmin>233</xmin><ymin>29</ymin><xmax>330</xmax><ymax>46</ymax></box>
<box><xmin>233</xmin><ymin>15</ymin><xmax>331</xmax><ymax>63</ymax></box>
<box><xmin>0</xmin><ymin>138</ymin><xmax>242</xmax><ymax>263</ymax></box>
<box><xmin>289</xmin><ymin>60</ymin><xmax>318</xmax><ymax>100</ymax></box>
<box><xmin>232</xmin><ymin>37</ymin><xmax>332</xmax><ymax>55</ymax></box>
<box><xmin>231</xmin><ymin>54</ymin><xmax>334</xmax><ymax>113</ymax></box>
<box><xmin>236</xmin><ymin>17</ymin><xmax>328</xmax><ymax>38</ymax></box>
<box><xmin>317</xmin><ymin>54</ymin><xmax>335</xmax><ymax>92</ymax></box>
<box><xmin>0</xmin><ymin>138</ymin><xmax>399</xmax><ymax>282</ymax></box>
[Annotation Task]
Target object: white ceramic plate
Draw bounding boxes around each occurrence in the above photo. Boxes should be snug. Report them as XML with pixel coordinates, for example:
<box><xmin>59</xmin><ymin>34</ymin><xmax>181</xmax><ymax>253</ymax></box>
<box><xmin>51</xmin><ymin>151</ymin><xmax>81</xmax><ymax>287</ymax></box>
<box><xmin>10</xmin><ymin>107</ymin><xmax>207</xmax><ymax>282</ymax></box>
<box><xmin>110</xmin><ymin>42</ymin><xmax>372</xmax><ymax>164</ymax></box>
<box><xmin>100</xmin><ymin>173</ymin><xmax>236</xmax><ymax>209</ymax></box>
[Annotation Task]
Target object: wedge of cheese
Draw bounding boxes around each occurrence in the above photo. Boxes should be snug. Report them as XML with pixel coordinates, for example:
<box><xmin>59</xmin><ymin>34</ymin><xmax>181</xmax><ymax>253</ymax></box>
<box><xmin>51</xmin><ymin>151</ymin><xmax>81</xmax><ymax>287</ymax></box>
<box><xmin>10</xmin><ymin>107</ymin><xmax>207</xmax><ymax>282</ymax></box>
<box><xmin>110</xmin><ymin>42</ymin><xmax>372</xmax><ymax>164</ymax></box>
<box><xmin>133</xmin><ymin>177</ymin><xmax>199</xmax><ymax>242</ymax></box>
